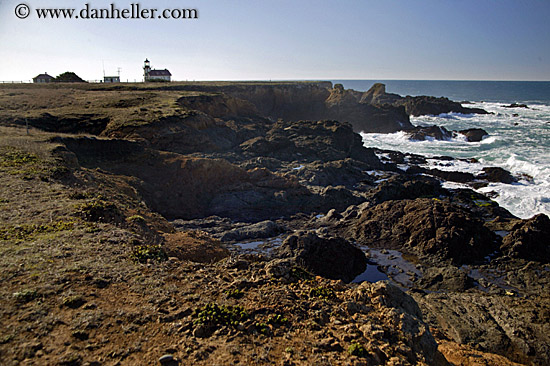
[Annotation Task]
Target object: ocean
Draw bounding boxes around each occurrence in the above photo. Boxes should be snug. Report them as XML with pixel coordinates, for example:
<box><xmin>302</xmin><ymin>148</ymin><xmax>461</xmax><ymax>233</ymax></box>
<box><xmin>333</xmin><ymin>80</ymin><xmax>550</xmax><ymax>219</ymax></box>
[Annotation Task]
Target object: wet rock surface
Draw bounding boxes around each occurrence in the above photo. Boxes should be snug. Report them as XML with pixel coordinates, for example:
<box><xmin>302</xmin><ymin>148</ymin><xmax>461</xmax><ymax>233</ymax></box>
<box><xmin>458</xmin><ymin>128</ymin><xmax>489</xmax><ymax>142</ymax></box>
<box><xmin>341</xmin><ymin>198</ymin><xmax>498</xmax><ymax>265</ymax></box>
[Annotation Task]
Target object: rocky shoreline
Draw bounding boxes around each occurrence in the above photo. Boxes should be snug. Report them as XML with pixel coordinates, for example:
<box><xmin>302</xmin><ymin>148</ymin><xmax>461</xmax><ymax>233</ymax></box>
<box><xmin>0</xmin><ymin>81</ymin><xmax>548</xmax><ymax>365</ymax></box>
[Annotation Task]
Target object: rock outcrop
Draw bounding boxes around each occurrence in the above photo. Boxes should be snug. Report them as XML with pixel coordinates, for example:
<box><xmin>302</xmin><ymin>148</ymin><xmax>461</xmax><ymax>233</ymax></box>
<box><xmin>276</xmin><ymin>231</ymin><xmax>367</xmax><ymax>282</ymax></box>
<box><xmin>459</xmin><ymin>128</ymin><xmax>489</xmax><ymax>142</ymax></box>
<box><xmin>500</xmin><ymin>214</ymin><xmax>550</xmax><ymax>262</ymax></box>
<box><xmin>361</xmin><ymin>82</ymin><xmax>489</xmax><ymax>117</ymax></box>
<box><xmin>342</xmin><ymin>198</ymin><xmax>497</xmax><ymax>265</ymax></box>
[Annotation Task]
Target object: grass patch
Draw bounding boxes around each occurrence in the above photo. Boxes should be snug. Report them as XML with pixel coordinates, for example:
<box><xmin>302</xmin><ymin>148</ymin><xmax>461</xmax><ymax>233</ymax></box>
<box><xmin>126</xmin><ymin>214</ymin><xmax>146</xmax><ymax>224</ymax></box>
<box><xmin>309</xmin><ymin>286</ymin><xmax>336</xmax><ymax>300</ymax></box>
<box><xmin>0</xmin><ymin>149</ymin><xmax>39</xmax><ymax>167</ymax></box>
<box><xmin>193</xmin><ymin>303</ymin><xmax>248</xmax><ymax>327</ymax></box>
<box><xmin>224</xmin><ymin>288</ymin><xmax>244</xmax><ymax>299</ymax></box>
<box><xmin>131</xmin><ymin>244</ymin><xmax>167</xmax><ymax>263</ymax></box>
<box><xmin>75</xmin><ymin>198</ymin><xmax>120</xmax><ymax>222</ymax></box>
<box><xmin>348</xmin><ymin>342</ymin><xmax>367</xmax><ymax>357</ymax></box>
<box><xmin>0</xmin><ymin>220</ymin><xmax>75</xmax><ymax>242</ymax></box>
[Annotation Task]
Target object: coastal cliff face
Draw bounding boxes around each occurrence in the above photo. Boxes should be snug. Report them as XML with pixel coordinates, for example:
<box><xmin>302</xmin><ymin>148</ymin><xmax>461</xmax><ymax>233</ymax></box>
<box><xmin>0</xmin><ymin>82</ymin><xmax>545</xmax><ymax>366</ymax></box>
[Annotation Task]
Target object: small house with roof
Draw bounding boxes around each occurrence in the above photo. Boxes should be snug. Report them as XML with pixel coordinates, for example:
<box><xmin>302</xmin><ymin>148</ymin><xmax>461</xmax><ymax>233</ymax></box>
<box><xmin>143</xmin><ymin>59</ymin><xmax>171</xmax><ymax>82</ymax></box>
<box><xmin>104</xmin><ymin>76</ymin><xmax>120</xmax><ymax>83</ymax></box>
<box><xmin>33</xmin><ymin>73</ymin><xmax>54</xmax><ymax>83</ymax></box>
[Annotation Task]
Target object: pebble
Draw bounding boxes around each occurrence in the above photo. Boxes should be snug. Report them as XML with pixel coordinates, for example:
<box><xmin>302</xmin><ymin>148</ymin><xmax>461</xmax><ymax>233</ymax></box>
<box><xmin>159</xmin><ymin>354</ymin><xmax>174</xmax><ymax>364</ymax></box>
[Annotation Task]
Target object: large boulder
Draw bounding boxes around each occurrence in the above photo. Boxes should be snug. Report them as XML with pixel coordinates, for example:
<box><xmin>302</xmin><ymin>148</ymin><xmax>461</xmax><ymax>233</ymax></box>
<box><xmin>344</xmin><ymin>198</ymin><xmax>497</xmax><ymax>265</ymax></box>
<box><xmin>501</xmin><ymin>214</ymin><xmax>550</xmax><ymax>262</ymax></box>
<box><xmin>406</xmin><ymin>125</ymin><xmax>453</xmax><ymax>141</ymax></box>
<box><xmin>276</xmin><ymin>231</ymin><xmax>367</xmax><ymax>282</ymax></box>
<box><xmin>477</xmin><ymin>167</ymin><xmax>517</xmax><ymax>184</ymax></box>
<box><xmin>458</xmin><ymin>128</ymin><xmax>489</xmax><ymax>142</ymax></box>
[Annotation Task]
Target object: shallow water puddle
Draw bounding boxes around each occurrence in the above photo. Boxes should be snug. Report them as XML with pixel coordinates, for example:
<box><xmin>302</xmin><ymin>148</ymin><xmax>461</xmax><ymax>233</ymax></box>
<box><xmin>358</xmin><ymin>248</ymin><xmax>422</xmax><ymax>287</ymax></box>
<box><xmin>231</xmin><ymin>236</ymin><xmax>284</xmax><ymax>254</ymax></box>
<box><xmin>352</xmin><ymin>263</ymin><xmax>389</xmax><ymax>283</ymax></box>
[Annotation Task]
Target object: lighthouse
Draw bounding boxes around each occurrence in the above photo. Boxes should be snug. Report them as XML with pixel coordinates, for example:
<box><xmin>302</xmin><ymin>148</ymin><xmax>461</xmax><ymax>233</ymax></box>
<box><xmin>143</xmin><ymin>59</ymin><xmax>151</xmax><ymax>81</ymax></box>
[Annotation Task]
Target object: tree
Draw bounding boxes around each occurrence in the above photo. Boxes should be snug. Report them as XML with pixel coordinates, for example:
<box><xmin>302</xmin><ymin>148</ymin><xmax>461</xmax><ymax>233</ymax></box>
<box><xmin>54</xmin><ymin>72</ymin><xmax>86</xmax><ymax>83</ymax></box>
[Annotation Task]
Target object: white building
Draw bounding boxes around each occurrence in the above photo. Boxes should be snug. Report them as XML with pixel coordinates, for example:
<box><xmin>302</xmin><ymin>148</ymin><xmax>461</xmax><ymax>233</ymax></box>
<box><xmin>104</xmin><ymin>76</ymin><xmax>120</xmax><ymax>83</ymax></box>
<box><xmin>143</xmin><ymin>59</ymin><xmax>171</xmax><ymax>82</ymax></box>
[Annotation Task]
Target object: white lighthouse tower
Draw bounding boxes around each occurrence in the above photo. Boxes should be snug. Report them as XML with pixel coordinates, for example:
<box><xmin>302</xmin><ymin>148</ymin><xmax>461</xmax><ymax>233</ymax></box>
<box><xmin>143</xmin><ymin>59</ymin><xmax>151</xmax><ymax>81</ymax></box>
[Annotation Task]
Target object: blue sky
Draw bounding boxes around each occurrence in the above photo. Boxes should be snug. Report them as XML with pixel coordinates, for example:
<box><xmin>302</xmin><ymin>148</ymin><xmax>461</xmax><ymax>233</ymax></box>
<box><xmin>0</xmin><ymin>0</ymin><xmax>548</xmax><ymax>81</ymax></box>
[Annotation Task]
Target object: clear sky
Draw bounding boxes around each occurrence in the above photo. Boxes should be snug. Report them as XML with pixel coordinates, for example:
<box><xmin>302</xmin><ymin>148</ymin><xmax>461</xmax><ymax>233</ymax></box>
<box><xmin>0</xmin><ymin>0</ymin><xmax>549</xmax><ymax>82</ymax></box>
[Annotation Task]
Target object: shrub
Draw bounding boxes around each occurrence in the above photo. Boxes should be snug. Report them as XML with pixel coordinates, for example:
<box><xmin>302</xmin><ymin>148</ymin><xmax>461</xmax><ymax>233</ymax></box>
<box><xmin>76</xmin><ymin>199</ymin><xmax>120</xmax><ymax>222</ymax></box>
<box><xmin>266</xmin><ymin>313</ymin><xmax>288</xmax><ymax>325</ymax></box>
<box><xmin>0</xmin><ymin>221</ymin><xmax>75</xmax><ymax>242</ymax></box>
<box><xmin>193</xmin><ymin>303</ymin><xmax>248</xmax><ymax>327</ymax></box>
<box><xmin>0</xmin><ymin>150</ymin><xmax>38</xmax><ymax>167</ymax></box>
<box><xmin>126</xmin><ymin>215</ymin><xmax>146</xmax><ymax>224</ymax></box>
<box><xmin>348</xmin><ymin>342</ymin><xmax>367</xmax><ymax>357</ymax></box>
<box><xmin>224</xmin><ymin>288</ymin><xmax>244</xmax><ymax>299</ymax></box>
<box><xmin>131</xmin><ymin>245</ymin><xmax>167</xmax><ymax>263</ymax></box>
<box><xmin>309</xmin><ymin>286</ymin><xmax>335</xmax><ymax>300</ymax></box>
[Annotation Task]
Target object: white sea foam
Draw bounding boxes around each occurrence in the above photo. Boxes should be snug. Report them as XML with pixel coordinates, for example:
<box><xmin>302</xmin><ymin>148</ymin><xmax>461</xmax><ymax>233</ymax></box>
<box><xmin>361</xmin><ymin>101</ymin><xmax>550</xmax><ymax>218</ymax></box>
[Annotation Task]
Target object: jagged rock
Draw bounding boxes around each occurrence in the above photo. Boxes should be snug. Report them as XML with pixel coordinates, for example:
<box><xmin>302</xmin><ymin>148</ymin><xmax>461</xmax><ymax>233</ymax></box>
<box><xmin>343</xmin><ymin>198</ymin><xmax>497</xmax><ymax>265</ymax></box>
<box><xmin>406</xmin><ymin>125</ymin><xmax>453</xmax><ymax>141</ymax></box>
<box><xmin>326</xmin><ymin>85</ymin><xmax>412</xmax><ymax>133</ymax></box>
<box><xmin>288</xmin><ymin>158</ymin><xmax>377</xmax><ymax>188</ymax></box>
<box><xmin>357</xmin><ymin>83</ymin><xmax>489</xmax><ymax>116</ymax></box>
<box><xmin>501</xmin><ymin>214</ymin><xmax>550</xmax><ymax>262</ymax></box>
<box><xmin>414</xmin><ymin>291</ymin><xmax>550</xmax><ymax>365</ymax></box>
<box><xmin>359</xmin><ymin>83</ymin><xmax>402</xmax><ymax>105</ymax></box>
<box><xmin>396</xmin><ymin>95</ymin><xmax>489</xmax><ymax>116</ymax></box>
<box><xmin>365</xmin><ymin>175</ymin><xmax>444</xmax><ymax>205</ymax></box>
<box><xmin>349</xmin><ymin>282</ymin><xmax>438</xmax><ymax>362</ymax></box>
<box><xmin>416</xmin><ymin>266</ymin><xmax>474</xmax><ymax>291</ymax></box>
<box><xmin>219</xmin><ymin>220</ymin><xmax>283</xmax><ymax>242</ymax></box>
<box><xmin>477</xmin><ymin>167</ymin><xmax>517</xmax><ymax>184</ymax></box>
<box><xmin>276</xmin><ymin>231</ymin><xmax>367</xmax><ymax>282</ymax></box>
<box><xmin>458</xmin><ymin>128</ymin><xmax>489</xmax><ymax>142</ymax></box>
<box><xmin>503</xmin><ymin>103</ymin><xmax>529</xmax><ymax>108</ymax></box>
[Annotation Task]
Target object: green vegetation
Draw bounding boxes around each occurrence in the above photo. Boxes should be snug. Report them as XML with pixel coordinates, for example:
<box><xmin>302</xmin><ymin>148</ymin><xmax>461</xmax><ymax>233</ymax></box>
<box><xmin>54</xmin><ymin>71</ymin><xmax>86</xmax><ymax>83</ymax></box>
<box><xmin>255</xmin><ymin>313</ymin><xmax>289</xmax><ymax>335</ymax></box>
<box><xmin>75</xmin><ymin>198</ymin><xmax>120</xmax><ymax>222</ymax></box>
<box><xmin>266</xmin><ymin>313</ymin><xmax>288</xmax><ymax>325</ymax></box>
<box><xmin>0</xmin><ymin>149</ymin><xmax>38</xmax><ymax>167</ymax></box>
<box><xmin>309</xmin><ymin>286</ymin><xmax>336</xmax><ymax>300</ymax></box>
<box><xmin>0</xmin><ymin>220</ymin><xmax>75</xmax><ymax>242</ymax></box>
<box><xmin>12</xmin><ymin>289</ymin><xmax>37</xmax><ymax>303</ymax></box>
<box><xmin>193</xmin><ymin>303</ymin><xmax>248</xmax><ymax>327</ymax></box>
<box><xmin>126</xmin><ymin>214</ymin><xmax>146</xmax><ymax>224</ymax></box>
<box><xmin>290</xmin><ymin>266</ymin><xmax>314</xmax><ymax>281</ymax></box>
<box><xmin>224</xmin><ymin>288</ymin><xmax>244</xmax><ymax>299</ymax></box>
<box><xmin>348</xmin><ymin>342</ymin><xmax>368</xmax><ymax>357</ymax></box>
<box><xmin>131</xmin><ymin>244</ymin><xmax>167</xmax><ymax>263</ymax></box>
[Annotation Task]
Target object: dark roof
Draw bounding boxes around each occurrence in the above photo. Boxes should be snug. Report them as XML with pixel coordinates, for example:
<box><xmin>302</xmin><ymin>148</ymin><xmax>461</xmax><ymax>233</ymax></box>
<box><xmin>149</xmin><ymin>69</ymin><xmax>171</xmax><ymax>76</ymax></box>
<box><xmin>33</xmin><ymin>73</ymin><xmax>54</xmax><ymax>80</ymax></box>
